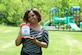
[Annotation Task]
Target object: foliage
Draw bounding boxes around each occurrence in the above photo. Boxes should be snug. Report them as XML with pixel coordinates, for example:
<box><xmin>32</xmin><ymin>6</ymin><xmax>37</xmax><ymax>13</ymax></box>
<box><xmin>0</xmin><ymin>0</ymin><xmax>82</xmax><ymax>26</ymax></box>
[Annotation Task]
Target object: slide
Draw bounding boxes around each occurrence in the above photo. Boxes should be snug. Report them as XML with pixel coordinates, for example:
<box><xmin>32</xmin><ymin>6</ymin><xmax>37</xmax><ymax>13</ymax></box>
<box><xmin>69</xmin><ymin>23</ymin><xmax>80</xmax><ymax>30</ymax></box>
<box><xmin>43</xmin><ymin>21</ymin><xmax>51</xmax><ymax>26</ymax></box>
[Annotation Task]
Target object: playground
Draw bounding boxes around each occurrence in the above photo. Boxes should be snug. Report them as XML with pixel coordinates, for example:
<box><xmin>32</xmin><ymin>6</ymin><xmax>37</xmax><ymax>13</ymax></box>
<box><xmin>43</xmin><ymin>6</ymin><xmax>82</xmax><ymax>31</ymax></box>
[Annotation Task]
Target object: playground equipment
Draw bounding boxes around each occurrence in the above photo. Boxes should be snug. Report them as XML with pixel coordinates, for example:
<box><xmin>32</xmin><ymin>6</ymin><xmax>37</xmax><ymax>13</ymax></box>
<box><xmin>43</xmin><ymin>6</ymin><xmax>81</xmax><ymax>31</ymax></box>
<box><xmin>43</xmin><ymin>7</ymin><xmax>70</xmax><ymax>30</ymax></box>
<box><xmin>44</xmin><ymin>8</ymin><xmax>70</xmax><ymax>27</ymax></box>
<box><xmin>80</xmin><ymin>22</ymin><xmax>82</xmax><ymax>29</ymax></box>
<box><xmin>69</xmin><ymin>6</ymin><xmax>81</xmax><ymax>30</ymax></box>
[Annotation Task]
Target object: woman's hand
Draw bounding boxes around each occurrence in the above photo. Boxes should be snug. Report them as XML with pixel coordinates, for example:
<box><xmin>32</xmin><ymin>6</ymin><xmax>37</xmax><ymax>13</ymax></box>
<box><xmin>30</xmin><ymin>36</ymin><xmax>48</xmax><ymax>48</ymax></box>
<box><xmin>30</xmin><ymin>36</ymin><xmax>37</xmax><ymax>43</ymax></box>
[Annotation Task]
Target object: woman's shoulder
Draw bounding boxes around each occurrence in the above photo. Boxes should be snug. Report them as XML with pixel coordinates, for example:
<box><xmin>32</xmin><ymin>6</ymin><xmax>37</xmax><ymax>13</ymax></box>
<box><xmin>42</xmin><ymin>26</ymin><xmax>48</xmax><ymax>34</ymax></box>
<box><xmin>42</xmin><ymin>26</ymin><xmax>48</xmax><ymax>31</ymax></box>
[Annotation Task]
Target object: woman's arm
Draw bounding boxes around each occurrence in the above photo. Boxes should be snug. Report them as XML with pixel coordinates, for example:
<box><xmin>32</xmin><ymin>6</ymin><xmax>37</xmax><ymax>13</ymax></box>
<box><xmin>31</xmin><ymin>29</ymin><xmax>49</xmax><ymax>48</ymax></box>
<box><xmin>15</xmin><ymin>32</ymin><xmax>22</xmax><ymax>46</ymax></box>
<box><xmin>31</xmin><ymin>37</ymin><xmax>48</xmax><ymax>48</ymax></box>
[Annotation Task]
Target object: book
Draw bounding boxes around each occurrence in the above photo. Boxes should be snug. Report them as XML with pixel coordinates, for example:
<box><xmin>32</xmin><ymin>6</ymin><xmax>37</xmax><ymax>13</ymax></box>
<box><xmin>20</xmin><ymin>23</ymin><xmax>30</xmax><ymax>38</ymax></box>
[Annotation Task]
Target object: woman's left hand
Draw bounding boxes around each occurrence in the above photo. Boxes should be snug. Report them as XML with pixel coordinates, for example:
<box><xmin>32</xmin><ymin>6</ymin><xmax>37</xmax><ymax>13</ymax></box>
<box><xmin>30</xmin><ymin>36</ymin><xmax>48</xmax><ymax>48</ymax></box>
<box><xmin>30</xmin><ymin>36</ymin><xmax>37</xmax><ymax>43</ymax></box>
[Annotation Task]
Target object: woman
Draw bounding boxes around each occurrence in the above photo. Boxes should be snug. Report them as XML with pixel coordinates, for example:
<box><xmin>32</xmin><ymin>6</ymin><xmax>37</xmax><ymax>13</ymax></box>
<box><xmin>15</xmin><ymin>8</ymin><xmax>49</xmax><ymax>55</ymax></box>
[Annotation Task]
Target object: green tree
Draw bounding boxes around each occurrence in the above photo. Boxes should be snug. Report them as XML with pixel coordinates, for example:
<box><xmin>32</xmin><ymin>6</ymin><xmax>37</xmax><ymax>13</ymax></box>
<box><xmin>0</xmin><ymin>0</ymin><xmax>82</xmax><ymax>26</ymax></box>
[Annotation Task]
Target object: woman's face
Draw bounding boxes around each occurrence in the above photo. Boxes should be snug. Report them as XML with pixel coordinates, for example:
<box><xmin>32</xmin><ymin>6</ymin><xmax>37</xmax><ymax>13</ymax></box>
<box><xmin>28</xmin><ymin>11</ymin><xmax>38</xmax><ymax>24</ymax></box>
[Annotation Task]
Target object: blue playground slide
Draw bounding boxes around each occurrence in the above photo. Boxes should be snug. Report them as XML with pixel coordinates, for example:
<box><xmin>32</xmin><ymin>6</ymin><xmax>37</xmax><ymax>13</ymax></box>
<box><xmin>69</xmin><ymin>23</ymin><xmax>80</xmax><ymax>30</ymax></box>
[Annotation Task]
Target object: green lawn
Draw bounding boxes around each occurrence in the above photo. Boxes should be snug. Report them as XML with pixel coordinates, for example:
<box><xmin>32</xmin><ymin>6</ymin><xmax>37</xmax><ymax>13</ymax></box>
<box><xmin>0</xmin><ymin>25</ymin><xmax>82</xmax><ymax>55</ymax></box>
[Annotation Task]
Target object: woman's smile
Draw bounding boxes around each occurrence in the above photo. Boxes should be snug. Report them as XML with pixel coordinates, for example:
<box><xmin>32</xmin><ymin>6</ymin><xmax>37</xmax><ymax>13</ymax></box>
<box><xmin>28</xmin><ymin>11</ymin><xmax>38</xmax><ymax>24</ymax></box>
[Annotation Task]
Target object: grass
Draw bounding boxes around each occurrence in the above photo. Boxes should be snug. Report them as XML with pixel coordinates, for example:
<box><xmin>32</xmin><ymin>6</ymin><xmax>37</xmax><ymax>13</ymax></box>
<box><xmin>0</xmin><ymin>25</ymin><xmax>82</xmax><ymax>55</ymax></box>
<box><xmin>0</xmin><ymin>25</ymin><xmax>21</xmax><ymax>55</ymax></box>
<box><xmin>43</xmin><ymin>31</ymin><xmax>82</xmax><ymax>55</ymax></box>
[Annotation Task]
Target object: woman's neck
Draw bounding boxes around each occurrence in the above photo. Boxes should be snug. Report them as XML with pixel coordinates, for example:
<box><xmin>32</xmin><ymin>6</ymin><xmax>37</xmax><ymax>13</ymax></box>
<box><xmin>30</xmin><ymin>23</ymin><xmax>39</xmax><ymax>28</ymax></box>
<box><xmin>30</xmin><ymin>23</ymin><xmax>42</xmax><ymax>31</ymax></box>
